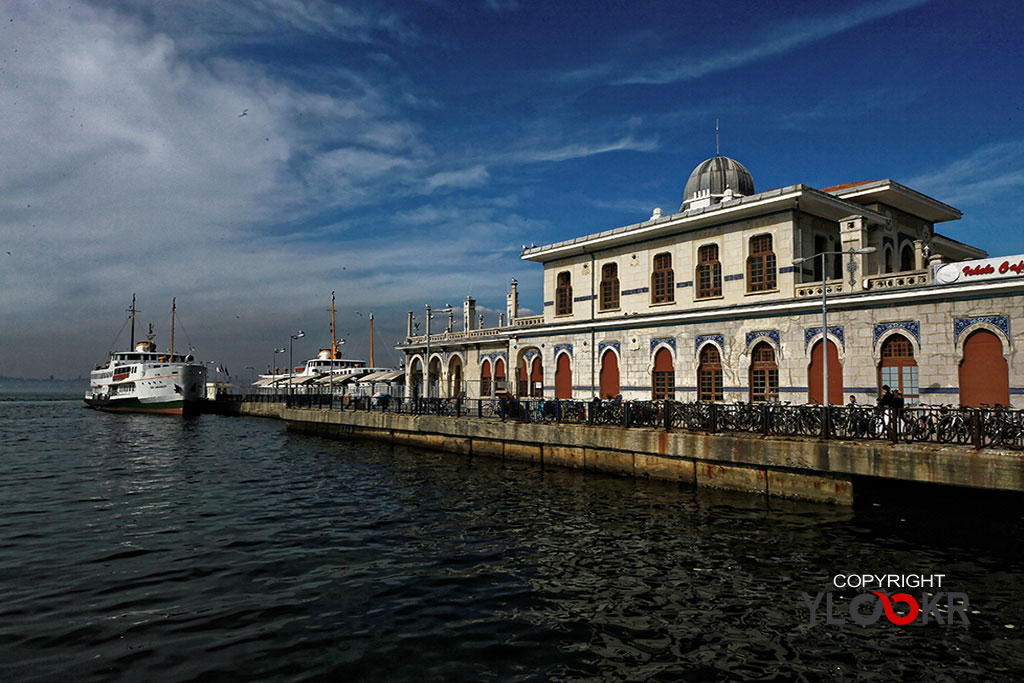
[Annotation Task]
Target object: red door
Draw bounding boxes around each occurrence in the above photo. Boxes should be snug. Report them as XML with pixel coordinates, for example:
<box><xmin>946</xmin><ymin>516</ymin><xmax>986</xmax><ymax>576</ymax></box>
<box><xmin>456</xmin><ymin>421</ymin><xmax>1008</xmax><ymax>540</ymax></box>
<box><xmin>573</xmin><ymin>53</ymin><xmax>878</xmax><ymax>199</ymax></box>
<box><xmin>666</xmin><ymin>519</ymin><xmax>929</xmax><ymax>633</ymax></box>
<box><xmin>600</xmin><ymin>351</ymin><xmax>619</xmax><ymax>399</ymax></box>
<box><xmin>555</xmin><ymin>353</ymin><xmax>572</xmax><ymax>399</ymax></box>
<box><xmin>808</xmin><ymin>340</ymin><xmax>843</xmax><ymax>405</ymax></box>
<box><xmin>959</xmin><ymin>330</ymin><xmax>1009</xmax><ymax>407</ymax></box>
<box><xmin>531</xmin><ymin>358</ymin><xmax>543</xmax><ymax>397</ymax></box>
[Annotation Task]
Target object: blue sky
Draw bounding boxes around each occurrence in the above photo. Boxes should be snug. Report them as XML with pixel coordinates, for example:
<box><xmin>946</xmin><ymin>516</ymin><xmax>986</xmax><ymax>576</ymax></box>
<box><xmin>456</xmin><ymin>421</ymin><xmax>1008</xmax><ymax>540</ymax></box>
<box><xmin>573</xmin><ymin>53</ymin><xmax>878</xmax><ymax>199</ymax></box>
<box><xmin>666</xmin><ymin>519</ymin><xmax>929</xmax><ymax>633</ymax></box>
<box><xmin>1</xmin><ymin>0</ymin><xmax>1022</xmax><ymax>379</ymax></box>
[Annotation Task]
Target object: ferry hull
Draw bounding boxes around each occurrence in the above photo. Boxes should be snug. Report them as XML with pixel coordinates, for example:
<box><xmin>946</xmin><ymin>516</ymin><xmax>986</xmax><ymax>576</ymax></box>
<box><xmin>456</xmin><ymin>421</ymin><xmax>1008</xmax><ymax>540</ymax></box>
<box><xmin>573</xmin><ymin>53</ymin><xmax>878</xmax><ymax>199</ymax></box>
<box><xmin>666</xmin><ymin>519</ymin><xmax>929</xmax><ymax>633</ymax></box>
<box><xmin>84</xmin><ymin>396</ymin><xmax>202</xmax><ymax>416</ymax></box>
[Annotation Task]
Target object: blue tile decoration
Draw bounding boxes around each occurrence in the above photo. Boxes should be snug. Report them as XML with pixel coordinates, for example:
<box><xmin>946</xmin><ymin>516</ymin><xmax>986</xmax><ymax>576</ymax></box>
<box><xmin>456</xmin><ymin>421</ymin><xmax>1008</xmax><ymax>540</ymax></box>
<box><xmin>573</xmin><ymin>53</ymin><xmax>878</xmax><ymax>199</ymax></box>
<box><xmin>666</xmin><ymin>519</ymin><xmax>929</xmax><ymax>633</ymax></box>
<box><xmin>554</xmin><ymin>344</ymin><xmax>573</xmax><ymax>360</ymax></box>
<box><xmin>573</xmin><ymin>294</ymin><xmax>595</xmax><ymax>302</ymax></box>
<box><xmin>622</xmin><ymin>287</ymin><xmax>649</xmax><ymax>296</ymax></box>
<box><xmin>676</xmin><ymin>280</ymin><xmax>693</xmax><ymax>288</ymax></box>
<box><xmin>598</xmin><ymin>341</ymin><xmax>620</xmax><ymax>357</ymax></box>
<box><xmin>724</xmin><ymin>273</ymin><xmax>744</xmax><ymax>281</ymax></box>
<box><xmin>745</xmin><ymin>330</ymin><xmax>780</xmax><ymax>351</ymax></box>
<box><xmin>444</xmin><ymin>350</ymin><xmax>465</xmax><ymax>363</ymax></box>
<box><xmin>804</xmin><ymin>326</ymin><xmax>845</xmax><ymax>351</ymax></box>
<box><xmin>543</xmin><ymin>301</ymin><xmax>553</xmax><ymax>307</ymax></box>
<box><xmin>650</xmin><ymin>337</ymin><xmax>676</xmax><ymax>355</ymax></box>
<box><xmin>872</xmin><ymin>321</ymin><xmax>920</xmax><ymax>347</ymax></box>
<box><xmin>954</xmin><ymin>316</ymin><xmax>1010</xmax><ymax>347</ymax></box>
<box><xmin>523</xmin><ymin>349</ymin><xmax>540</xmax><ymax>364</ymax></box>
<box><xmin>779</xmin><ymin>266</ymin><xmax>795</xmax><ymax>274</ymax></box>
<box><xmin>695</xmin><ymin>334</ymin><xmax>724</xmax><ymax>355</ymax></box>
<box><xmin>480</xmin><ymin>351</ymin><xmax>508</xmax><ymax>366</ymax></box>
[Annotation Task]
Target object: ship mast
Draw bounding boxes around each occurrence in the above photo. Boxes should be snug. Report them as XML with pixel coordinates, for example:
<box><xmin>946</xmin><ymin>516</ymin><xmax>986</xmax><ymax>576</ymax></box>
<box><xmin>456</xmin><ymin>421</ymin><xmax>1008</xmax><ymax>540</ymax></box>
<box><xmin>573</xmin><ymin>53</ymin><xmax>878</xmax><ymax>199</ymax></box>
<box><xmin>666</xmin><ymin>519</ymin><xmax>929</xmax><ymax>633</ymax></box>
<box><xmin>170</xmin><ymin>297</ymin><xmax>176</xmax><ymax>355</ymax></box>
<box><xmin>369</xmin><ymin>312</ymin><xmax>375</xmax><ymax>367</ymax></box>
<box><xmin>128</xmin><ymin>293</ymin><xmax>137</xmax><ymax>349</ymax></box>
<box><xmin>329</xmin><ymin>291</ymin><xmax>338</xmax><ymax>359</ymax></box>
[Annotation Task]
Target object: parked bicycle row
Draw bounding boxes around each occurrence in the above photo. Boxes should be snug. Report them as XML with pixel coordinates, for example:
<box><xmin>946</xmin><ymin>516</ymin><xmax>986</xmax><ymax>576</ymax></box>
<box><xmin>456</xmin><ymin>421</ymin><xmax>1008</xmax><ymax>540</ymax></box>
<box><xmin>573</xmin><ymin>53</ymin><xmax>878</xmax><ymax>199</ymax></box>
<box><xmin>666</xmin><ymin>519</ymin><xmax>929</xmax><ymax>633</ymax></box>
<box><xmin>230</xmin><ymin>393</ymin><xmax>1024</xmax><ymax>451</ymax></box>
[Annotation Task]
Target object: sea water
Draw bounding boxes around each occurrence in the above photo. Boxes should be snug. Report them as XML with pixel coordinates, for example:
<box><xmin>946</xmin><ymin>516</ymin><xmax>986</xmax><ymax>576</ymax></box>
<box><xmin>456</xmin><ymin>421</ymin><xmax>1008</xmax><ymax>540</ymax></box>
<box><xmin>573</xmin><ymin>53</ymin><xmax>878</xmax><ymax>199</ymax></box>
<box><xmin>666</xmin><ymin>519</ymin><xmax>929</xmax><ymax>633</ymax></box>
<box><xmin>1</xmin><ymin>396</ymin><xmax>1022</xmax><ymax>681</ymax></box>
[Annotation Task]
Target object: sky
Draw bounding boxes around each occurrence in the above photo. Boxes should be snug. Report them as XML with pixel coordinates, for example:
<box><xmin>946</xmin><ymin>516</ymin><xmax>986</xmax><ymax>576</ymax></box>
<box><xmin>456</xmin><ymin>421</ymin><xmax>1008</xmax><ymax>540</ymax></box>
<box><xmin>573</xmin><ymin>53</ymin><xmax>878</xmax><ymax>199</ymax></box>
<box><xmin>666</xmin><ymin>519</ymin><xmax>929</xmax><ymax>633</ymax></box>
<box><xmin>1</xmin><ymin>0</ymin><xmax>1022</xmax><ymax>380</ymax></box>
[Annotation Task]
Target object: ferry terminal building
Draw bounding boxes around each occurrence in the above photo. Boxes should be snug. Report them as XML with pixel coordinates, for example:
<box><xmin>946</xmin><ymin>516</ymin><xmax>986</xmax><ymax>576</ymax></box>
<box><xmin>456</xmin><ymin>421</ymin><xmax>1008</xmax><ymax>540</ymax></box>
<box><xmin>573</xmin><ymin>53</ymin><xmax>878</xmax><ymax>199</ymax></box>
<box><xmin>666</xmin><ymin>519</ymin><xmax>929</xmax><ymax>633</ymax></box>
<box><xmin>398</xmin><ymin>156</ymin><xmax>1024</xmax><ymax>408</ymax></box>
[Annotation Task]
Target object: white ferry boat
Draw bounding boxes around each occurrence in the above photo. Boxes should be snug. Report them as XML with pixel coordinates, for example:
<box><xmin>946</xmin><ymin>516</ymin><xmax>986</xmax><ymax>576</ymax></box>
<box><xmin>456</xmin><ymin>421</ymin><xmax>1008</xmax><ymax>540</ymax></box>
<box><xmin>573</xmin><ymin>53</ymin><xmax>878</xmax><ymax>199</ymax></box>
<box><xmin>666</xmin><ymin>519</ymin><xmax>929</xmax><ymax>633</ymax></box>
<box><xmin>85</xmin><ymin>297</ymin><xmax>207</xmax><ymax>416</ymax></box>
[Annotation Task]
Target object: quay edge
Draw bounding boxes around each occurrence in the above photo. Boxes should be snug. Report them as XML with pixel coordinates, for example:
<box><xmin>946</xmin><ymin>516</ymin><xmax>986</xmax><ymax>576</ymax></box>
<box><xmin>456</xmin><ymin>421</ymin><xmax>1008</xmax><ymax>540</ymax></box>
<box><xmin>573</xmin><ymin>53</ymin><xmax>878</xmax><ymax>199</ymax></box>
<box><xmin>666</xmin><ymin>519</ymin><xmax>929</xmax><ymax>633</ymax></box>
<box><xmin>219</xmin><ymin>401</ymin><xmax>1024</xmax><ymax>505</ymax></box>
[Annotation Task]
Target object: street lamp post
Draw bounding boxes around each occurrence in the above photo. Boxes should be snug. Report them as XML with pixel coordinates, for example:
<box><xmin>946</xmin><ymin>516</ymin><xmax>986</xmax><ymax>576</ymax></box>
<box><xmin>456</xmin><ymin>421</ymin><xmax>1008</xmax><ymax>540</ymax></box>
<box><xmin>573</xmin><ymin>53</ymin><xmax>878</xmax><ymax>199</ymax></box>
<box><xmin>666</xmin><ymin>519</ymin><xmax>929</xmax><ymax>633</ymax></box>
<box><xmin>330</xmin><ymin>338</ymin><xmax>345</xmax><ymax>406</ymax></box>
<box><xmin>792</xmin><ymin>246</ymin><xmax>876</xmax><ymax>408</ymax></box>
<box><xmin>272</xmin><ymin>347</ymin><xmax>285</xmax><ymax>392</ymax></box>
<box><xmin>288</xmin><ymin>330</ymin><xmax>305</xmax><ymax>404</ymax></box>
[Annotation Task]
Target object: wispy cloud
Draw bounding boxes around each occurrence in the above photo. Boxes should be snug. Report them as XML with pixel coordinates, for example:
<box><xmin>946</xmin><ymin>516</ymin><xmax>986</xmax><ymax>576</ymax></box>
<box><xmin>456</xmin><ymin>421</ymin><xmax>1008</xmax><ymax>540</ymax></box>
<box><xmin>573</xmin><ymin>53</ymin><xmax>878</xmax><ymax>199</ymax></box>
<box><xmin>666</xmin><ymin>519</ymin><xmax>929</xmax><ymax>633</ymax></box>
<box><xmin>507</xmin><ymin>136</ymin><xmax>657</xmax><ymax>163</ymax></box>
<box><xmin>425</xmin><ymin>165</ymin><xmax>490</xmax><ymax>192</ymax></box>
<box><xmin>906</xmin><ymin>141</ymin><xmax>1024</xmax><ymax>206</ymax></box>
<box><xmin>600</xmin><ymin>0</ymin><xmax>932</xmax><ymax>85</ymax></box>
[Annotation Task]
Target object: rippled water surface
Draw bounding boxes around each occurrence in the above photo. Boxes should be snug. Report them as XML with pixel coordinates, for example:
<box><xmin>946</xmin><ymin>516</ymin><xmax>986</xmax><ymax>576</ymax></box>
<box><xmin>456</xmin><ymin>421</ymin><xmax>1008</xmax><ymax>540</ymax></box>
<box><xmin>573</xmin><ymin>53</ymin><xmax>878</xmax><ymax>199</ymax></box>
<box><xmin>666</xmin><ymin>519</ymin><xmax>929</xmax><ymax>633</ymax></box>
<box><xmin>1</xmin><ymin>397</ymin><xmax>1023</xmax><ymax>681</ymax></box>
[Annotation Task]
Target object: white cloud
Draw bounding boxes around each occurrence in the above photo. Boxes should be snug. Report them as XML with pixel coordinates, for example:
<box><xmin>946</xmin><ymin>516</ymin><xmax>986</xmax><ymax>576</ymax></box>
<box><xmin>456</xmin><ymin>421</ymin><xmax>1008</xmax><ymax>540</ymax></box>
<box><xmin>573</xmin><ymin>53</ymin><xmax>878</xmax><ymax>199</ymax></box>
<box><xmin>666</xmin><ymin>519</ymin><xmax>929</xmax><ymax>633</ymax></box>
<box><xmin>606</xmin><ymin>0</ymin><xmax>932</xmax><ymax>85</ymax></box>
<box><xmin>424</xmin><ymin>165</ymin><xmax>490</xmax><ymax>192</ymax></box>
<box><xmin>906</xmin><ymin>141</ymin><xmax>1024</xmax><ymax>206</ymax></box>
<box><xmin>508</xmin><ymin>136</ymin><xmax>657</xmax><ymax>163</ymax></box>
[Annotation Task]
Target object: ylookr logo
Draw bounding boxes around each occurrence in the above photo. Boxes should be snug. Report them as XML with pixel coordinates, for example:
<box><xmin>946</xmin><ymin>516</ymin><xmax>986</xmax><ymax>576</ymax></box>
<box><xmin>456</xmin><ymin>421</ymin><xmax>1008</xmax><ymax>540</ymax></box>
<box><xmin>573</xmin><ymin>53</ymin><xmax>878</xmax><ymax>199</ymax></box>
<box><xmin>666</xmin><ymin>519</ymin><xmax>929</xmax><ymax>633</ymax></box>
<box><xmin>803</xmin><ymin>573</ymin><xmax>970</xmax><ymax>626</ymax></box>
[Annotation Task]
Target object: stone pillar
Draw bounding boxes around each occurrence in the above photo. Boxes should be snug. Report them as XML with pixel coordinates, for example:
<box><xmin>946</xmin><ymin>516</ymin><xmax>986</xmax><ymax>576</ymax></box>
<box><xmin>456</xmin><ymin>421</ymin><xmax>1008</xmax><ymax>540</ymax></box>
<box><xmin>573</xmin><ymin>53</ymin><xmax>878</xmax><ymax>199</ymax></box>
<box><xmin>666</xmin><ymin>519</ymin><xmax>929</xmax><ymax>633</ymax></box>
<box><xmin>407</xmin><ymin>311</ymin><xmax>414</xmax><ymax>338</ymax></box>
<box><xmin>840</xmin><ymin>215</ymin><xmax>871</xmax><ymax>289</ymax></box>
<box><xmin>463</xmin><ymin>296</ymin><xmax>476</xmax><ymax>332</ymax></box>
<box><xmin>506</xmin><ymin>278</ymin><xmax>519</xmax><ymax>325</ymax></box>
<box><xmin>498</xmin><ymin>313</ymin><xmax>505</xmax><ymax>327</ymax></box>
<box><xmin>914</xmin><ymin>239</ymin><xmax>925</xmax><ymax>271</ymax></box>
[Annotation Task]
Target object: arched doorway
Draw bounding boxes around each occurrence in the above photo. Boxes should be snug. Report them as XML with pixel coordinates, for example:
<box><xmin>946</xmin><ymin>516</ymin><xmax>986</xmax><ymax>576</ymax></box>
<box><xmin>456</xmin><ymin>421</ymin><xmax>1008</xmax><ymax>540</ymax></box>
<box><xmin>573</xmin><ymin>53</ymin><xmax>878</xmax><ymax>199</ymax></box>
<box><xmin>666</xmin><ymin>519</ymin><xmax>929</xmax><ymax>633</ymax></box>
<box><xmin>409</xmin><ymin>357</ymin><xmax>423</xmax><ymax>399</ymax></box>
<box><xmin>448</xmin><ymin>356</ymin><xmax>463</xmax><ymax>398</ymax></box>
<box><xmin>808</xmin><ymin>339</ymin><xmax>843</xmax><ymax>405</ymax></box>
<box><xmin>959</xmin><ymin>330</ymin><xmax>1009</xmax><ymax>407</ymax></box>
<box><xmin>652</xmin><ymin>347</ymin><xmax>674</xmax><ymax>400</ymax></box>
<box><xmin>517</xmin><ymin>359</ymin><xmax>528</xmax><ymax>397</ymax></box>
<box><xmin>481</xmin><ymin>359</ymin><xmax>492</xmax><ymax>398</ymax></box>
<box><xmin>494</xmin><ymin>359</ymin><xmax>506</xmax><ymax>393</ymax></box>
<box><xmin>698</xmin><ymin>345</ymin><xmax>723</xmax><ymax>402</ymax></box>
<box><xmin>749</xmin><ymin>342</ymin><xmax>778</xmax><ymax>402</ymax></box>
<box><xmin>555</xmin><ymin>353</ymin><xmax>572</xmax><ymax>399</ymax></box>
<box><xmin>600</xmin><ymin>350</ymin><xmax>620</xmax><ymax>399</ymax></box>
<box><xmin>879</xmin><ymin>334</ymin><xmax>918</xmax><ymax>404</ymax></box>
<box><xmin>530</xmin><ymin>357</ymin><xmax>543</xmax><ymax>397</ymax></box>
<box><xmin>428</xmin><ymin>357</ymin><xmax>441</xmax><ymax>398</ymax></box>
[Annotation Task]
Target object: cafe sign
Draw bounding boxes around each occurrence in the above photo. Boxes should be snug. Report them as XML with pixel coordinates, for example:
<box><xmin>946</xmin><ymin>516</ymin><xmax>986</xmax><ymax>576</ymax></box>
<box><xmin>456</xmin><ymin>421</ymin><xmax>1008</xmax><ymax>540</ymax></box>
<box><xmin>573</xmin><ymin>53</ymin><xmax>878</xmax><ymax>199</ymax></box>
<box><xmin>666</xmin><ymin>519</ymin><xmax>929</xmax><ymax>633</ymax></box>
<box><xmin>934</xmin><ymin>254</ymin><xmax>1024</xmax><ymax>284</ymax></box>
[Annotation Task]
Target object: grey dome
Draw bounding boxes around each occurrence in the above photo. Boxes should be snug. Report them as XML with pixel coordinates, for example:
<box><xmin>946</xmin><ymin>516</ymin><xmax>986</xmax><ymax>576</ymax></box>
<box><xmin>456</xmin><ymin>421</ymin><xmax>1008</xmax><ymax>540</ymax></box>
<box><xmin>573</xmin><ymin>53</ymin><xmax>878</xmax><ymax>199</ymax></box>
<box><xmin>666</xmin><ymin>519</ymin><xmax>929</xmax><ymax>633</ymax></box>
<box><xmin>681</xmin><ymin>156</ymin><xmax>755</xmax><ymax>209</ymax></box>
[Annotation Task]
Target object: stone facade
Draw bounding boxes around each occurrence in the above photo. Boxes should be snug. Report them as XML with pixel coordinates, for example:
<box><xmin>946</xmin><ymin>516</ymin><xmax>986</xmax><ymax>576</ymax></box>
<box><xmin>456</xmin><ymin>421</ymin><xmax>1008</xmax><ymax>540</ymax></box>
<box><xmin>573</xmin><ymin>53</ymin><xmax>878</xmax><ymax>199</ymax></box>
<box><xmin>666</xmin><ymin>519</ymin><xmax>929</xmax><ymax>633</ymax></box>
<box><xmin>400</xmin><ymin>159</ymin><xmax>1024</xmax><ymax>408</ymax></box>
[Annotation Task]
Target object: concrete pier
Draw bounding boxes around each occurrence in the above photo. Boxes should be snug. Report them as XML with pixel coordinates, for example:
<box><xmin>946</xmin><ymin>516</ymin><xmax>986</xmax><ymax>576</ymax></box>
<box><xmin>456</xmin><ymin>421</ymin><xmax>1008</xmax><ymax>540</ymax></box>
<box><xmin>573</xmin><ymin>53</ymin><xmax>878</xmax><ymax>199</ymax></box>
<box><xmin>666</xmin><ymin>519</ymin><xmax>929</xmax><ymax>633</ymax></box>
<box><xmin>227</xmin><ymin>402</ymin><xmax>1024</xmax><ymax>505</ymax></box>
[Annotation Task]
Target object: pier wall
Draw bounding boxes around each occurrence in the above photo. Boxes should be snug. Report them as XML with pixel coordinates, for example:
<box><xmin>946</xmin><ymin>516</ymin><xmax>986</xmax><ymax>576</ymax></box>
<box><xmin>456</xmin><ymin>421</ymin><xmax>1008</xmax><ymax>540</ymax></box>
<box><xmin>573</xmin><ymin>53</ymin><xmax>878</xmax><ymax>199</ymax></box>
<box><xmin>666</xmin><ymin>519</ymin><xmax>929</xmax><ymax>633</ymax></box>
<box><xmin>227</xmin><ymin>402</ymin><xmax>1024</xmax><ymax>505</ymax></box>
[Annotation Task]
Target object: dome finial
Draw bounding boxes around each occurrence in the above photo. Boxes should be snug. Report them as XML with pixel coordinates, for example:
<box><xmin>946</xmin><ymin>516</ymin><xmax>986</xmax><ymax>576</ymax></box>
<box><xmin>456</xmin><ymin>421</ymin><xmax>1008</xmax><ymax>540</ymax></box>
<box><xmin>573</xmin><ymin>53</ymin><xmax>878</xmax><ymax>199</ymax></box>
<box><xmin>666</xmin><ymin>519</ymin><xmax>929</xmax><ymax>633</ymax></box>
<box><xmin>716</xmin><ymin>118</ymin><xmax>720</xmax><ymax>157</ymax></box>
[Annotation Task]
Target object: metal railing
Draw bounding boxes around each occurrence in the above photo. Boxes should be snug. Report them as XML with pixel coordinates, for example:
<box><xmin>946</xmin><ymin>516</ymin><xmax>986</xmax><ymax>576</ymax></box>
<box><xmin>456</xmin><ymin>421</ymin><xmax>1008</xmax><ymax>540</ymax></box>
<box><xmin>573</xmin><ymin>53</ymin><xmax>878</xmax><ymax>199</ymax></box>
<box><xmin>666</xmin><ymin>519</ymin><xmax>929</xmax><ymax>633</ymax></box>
<box><xmin>230</xmin><ymin>393</ymin><xmax>1024</xmax><ymax>451</ymax></box>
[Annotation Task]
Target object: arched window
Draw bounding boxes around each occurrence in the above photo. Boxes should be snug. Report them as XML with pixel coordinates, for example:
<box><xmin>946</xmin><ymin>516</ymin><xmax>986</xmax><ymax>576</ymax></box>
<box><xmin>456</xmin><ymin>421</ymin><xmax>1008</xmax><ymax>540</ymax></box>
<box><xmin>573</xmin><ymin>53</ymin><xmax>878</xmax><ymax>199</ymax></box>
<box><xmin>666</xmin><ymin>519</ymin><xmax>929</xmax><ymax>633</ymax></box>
<box><xmin>600</xmin><ymin>350</ymin><xmax>620</xmax><ymax>399</ymax></box>
<box><xmin>481</xmin><ymin>359</ymin><xmax>491</xmax><ymax>397</ymax></box>
<box><xmin>749</xmin><ymin>342</ymin><xmax>778</xmax><ymax>402</ymax></box>
<box><xmin>884</xmin><ymin>245</ymin><xmax>895</xmax><ymax>273</ymax></box>
<box><xmin>652</xmin><ymin>348</ymin><xmax>674</xmax><ymax>400</ymax></box>
<box><xmin>651</xmin><ymin>253</ymin><xmax>674</xmax><ymax>304</ymax></box>
<box><xmin>600</xmin><ymin>263</ymin><xmax>620</xmax><ymax>310</ymax></box>
<box><xmin>747</xmin><ymin>235</ymin><xmax>777</xmax><ymax>292</ymax></box>
<box><xmin>959</xmin><ymin>330</ymin><xmax>1009</xmax><ymax>407</ymax></box>
<box><xmin>698</xmin><ymin>345</ymin><xmax>723</xmax><ymax>401</ymax></box>
<box><xmin>900</xmin><ymin>243</ymin><xmax>915</xmax><ymax>271</ymax></box>
<box><xmin>808</xmin><ymin>339</ymin><xmax>843</xmax><ymax>405</ymax></box>
<box><xmin>494</xmin><ymin>358</ymin><xmax>506</xmax><ymax>391</ymax></box>
<box><xmin>555</xmin><ymin>353</ymin><xmax>572</xmax><ymax>399</ymax></box>
<box><xmin>880</xmin><ymin>335</ymin><xmax>918</xmax><ymax>404</ymax></box>
<box><xmin>696</xmin><ymin>244</ymin><xmax>722</xmax><ymax>298</ymax></box>
<box><xmin>555</xmin><ymin>271</ymin><xmax>572</xmax><ymax>316</ymax></box>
